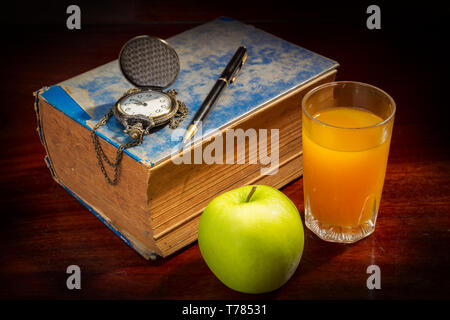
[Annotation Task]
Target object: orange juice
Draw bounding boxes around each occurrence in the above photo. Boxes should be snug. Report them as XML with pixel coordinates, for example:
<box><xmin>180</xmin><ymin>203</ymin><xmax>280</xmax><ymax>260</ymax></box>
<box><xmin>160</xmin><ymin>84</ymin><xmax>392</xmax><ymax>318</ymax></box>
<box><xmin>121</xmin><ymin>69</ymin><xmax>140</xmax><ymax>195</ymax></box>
<box><xmin>302</xmin><ymin>107</ymin><xmax>392</xmax><ymax>227</ymax></box>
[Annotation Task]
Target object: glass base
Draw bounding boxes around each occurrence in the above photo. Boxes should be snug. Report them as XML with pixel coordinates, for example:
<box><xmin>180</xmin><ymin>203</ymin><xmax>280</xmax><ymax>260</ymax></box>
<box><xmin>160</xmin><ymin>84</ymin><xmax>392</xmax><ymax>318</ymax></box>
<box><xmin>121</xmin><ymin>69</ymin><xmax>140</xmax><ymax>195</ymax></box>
<box><xmin>305</xmin><ymin>206</ymin><xmax>376</xmax><ymax>244</ymax></box>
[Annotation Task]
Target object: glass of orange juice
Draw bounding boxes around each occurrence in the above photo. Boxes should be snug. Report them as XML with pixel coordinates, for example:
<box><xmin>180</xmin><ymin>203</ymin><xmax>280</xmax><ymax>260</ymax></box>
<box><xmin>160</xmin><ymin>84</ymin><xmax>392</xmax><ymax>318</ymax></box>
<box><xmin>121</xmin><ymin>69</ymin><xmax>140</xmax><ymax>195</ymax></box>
<box><xmin>302</xmin><ymin>81</ymin><xmax>395</xmax><ymax>243</ymax></box>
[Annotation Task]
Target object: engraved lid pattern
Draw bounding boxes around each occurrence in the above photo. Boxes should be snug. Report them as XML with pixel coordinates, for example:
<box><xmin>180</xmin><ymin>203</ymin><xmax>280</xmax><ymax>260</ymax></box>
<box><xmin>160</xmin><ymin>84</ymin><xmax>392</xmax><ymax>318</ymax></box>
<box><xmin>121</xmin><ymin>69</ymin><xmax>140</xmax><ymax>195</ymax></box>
<box><xmin>119</xmin><ymin>36</ymin><xmax>180</xmax><ymax>89</ymax></box>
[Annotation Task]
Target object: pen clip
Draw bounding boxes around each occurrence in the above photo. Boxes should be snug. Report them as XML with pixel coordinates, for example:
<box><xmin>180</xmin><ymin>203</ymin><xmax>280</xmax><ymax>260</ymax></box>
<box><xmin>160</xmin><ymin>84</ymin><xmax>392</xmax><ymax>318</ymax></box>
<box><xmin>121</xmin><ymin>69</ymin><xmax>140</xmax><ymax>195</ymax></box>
<box><xmin>230</xmin><ymin>51</ymin><xmax>248</xmax><ymax>84</ymax></box>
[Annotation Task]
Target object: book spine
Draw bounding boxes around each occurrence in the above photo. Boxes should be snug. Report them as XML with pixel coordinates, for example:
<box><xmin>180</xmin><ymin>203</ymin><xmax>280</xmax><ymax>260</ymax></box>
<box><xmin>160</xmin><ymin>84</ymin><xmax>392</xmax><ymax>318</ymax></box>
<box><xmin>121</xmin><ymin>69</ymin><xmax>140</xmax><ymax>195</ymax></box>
<box><xmin>33</xmin><ymin>89</ymin><xmax>158</xmax><ymax>260</ymax></box>
<box><xmin>34</xmin><ymin>88</ymin><xmax>61</xmax><ymax>185</ymax></box>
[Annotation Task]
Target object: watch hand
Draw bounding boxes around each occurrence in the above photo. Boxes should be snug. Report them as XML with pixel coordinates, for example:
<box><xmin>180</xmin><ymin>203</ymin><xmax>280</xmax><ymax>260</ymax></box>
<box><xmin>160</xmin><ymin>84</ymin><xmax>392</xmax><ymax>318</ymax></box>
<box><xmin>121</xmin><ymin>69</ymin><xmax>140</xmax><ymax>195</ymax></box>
<box><xmin>130</xmin><ymin>99</ymin><xmax>147</xmax><ymax>106</ymax></box>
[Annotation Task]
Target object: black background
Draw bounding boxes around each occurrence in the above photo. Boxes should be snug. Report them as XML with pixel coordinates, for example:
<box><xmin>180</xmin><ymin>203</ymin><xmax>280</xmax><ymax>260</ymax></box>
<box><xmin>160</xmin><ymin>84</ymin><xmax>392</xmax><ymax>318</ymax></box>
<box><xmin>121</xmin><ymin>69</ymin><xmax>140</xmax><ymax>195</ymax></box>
<box><xmin>0</xmin><ymin>0</ymin><xmax>449</xmax><ymax>133</ymax></box>
<box><xmin>0</xmin><ymin>0</ymin><xmax>448</xmax><ymax>307</ymax></box>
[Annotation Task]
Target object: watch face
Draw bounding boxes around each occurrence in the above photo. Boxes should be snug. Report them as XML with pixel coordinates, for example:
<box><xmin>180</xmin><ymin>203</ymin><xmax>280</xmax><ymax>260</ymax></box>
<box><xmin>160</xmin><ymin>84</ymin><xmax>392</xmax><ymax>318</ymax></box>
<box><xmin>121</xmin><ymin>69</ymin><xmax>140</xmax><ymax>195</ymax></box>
<box><xmin>118</xmin><ymin>91</ymin><xmax>172</xmax><ymax>118</ymax></box>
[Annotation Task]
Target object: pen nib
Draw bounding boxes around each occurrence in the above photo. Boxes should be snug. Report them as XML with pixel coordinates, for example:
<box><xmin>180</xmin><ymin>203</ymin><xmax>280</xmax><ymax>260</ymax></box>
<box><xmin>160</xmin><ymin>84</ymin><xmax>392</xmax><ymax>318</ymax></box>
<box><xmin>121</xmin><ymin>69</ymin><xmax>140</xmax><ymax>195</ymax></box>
<box><xmin>183</xmin><ymin>124</ymin><xmax>198</xmax><ymax>143</ymax></box>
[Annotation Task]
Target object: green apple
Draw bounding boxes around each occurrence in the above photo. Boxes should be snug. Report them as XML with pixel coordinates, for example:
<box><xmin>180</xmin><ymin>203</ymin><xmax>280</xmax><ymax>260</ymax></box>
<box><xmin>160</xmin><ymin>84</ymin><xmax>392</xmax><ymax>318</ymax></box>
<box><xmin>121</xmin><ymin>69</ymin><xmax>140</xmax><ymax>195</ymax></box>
<box><xmin>198</xmin><ymin>185</ymin><xmax>304</xmax><ymax>294</ymax></box>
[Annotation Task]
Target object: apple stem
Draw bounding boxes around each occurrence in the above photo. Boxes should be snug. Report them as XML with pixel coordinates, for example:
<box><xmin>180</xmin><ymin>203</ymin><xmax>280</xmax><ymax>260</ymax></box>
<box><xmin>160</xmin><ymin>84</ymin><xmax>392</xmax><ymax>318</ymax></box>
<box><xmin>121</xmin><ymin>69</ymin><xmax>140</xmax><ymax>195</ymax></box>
<box><xmin>246</xmin><ymin>186</ymin><xmax>257</xmax><ymax>203</ymax></box>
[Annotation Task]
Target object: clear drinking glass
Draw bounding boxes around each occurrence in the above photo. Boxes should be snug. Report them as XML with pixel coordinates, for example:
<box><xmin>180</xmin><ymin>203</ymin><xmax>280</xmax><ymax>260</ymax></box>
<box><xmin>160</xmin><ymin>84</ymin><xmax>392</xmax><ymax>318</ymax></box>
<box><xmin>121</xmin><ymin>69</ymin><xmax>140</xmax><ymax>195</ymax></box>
<box><xmin>302</xmin><ymin>81</ymin><xmax>395</xmax><ymax>243</ymax></box>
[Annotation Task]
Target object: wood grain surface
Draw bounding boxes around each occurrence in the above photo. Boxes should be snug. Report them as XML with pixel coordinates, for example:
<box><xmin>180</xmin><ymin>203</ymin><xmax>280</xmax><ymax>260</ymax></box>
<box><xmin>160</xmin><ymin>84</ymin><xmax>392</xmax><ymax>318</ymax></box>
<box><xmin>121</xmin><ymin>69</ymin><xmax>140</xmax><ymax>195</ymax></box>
<box><xmin>0</xmin><ymin>1</ymin><xmax>448</xmax><ymax>300</ymax></box>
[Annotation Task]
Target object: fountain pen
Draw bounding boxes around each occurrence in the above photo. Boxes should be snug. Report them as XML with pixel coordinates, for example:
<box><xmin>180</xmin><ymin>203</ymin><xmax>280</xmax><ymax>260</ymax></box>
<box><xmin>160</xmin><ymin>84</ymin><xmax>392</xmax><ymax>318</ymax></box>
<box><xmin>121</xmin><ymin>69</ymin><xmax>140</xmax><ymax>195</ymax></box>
<box><xmin>183</xmin><ymin>46</ymin><xmax>248</xmax><ymax>143</ymax></box>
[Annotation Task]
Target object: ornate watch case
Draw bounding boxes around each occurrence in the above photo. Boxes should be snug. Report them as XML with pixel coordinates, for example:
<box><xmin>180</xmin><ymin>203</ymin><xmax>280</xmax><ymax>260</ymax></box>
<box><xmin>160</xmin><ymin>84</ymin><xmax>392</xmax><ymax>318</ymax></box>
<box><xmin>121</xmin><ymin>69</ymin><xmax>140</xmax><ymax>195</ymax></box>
<box><xmin>113</xmin><ymin>35</ymin><xmax>185</xmax><ymax>139</ymax></box>
<box><xmin>91</xmin><ymin>35</ymin><xmax>187</xmax><ymax>185</ymax></box>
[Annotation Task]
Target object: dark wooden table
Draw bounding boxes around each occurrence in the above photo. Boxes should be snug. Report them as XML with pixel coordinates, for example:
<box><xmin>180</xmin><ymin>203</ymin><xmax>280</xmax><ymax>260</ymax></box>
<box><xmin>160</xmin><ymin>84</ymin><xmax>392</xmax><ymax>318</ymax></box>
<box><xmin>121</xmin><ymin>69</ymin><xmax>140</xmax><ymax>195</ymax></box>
<box><xmin>0</xmin><ymin>1</ymin><xmax>449</xmax><ymax>301</ymax></box>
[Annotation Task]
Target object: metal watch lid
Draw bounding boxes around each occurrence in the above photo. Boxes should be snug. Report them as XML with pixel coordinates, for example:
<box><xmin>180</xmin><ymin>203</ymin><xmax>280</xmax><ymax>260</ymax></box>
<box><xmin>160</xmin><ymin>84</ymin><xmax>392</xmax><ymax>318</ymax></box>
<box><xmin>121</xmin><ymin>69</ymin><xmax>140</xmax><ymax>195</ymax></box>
<box><xmin>119</xmin><ymin>35</ymin><xmax>180</xmax><ymax>90</ymax></box>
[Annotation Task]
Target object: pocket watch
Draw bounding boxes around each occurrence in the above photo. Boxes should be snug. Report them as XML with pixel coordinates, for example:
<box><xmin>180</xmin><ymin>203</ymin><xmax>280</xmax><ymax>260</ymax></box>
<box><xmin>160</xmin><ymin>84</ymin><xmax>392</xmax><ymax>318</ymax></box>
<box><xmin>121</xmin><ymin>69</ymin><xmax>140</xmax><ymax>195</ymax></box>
<box><xmin>91</xmin><ymin>35</ymin><xmax>188</xmax><ymax>185</ymax></box>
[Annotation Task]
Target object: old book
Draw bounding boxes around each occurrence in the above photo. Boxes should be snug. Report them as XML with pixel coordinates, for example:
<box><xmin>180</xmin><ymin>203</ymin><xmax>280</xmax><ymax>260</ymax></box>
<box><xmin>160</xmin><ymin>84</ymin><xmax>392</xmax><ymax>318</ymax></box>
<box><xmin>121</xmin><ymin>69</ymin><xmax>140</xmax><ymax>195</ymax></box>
<box><xmin>34</xmin><ymin>17</ymin><xmax>338</xmax><ymax>259</ymax></box>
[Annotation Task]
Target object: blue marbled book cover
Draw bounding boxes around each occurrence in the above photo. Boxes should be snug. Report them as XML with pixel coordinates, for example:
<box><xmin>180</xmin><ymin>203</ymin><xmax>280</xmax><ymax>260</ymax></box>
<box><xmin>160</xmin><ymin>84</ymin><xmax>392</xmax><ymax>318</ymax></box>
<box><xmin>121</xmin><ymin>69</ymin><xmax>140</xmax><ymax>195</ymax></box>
<box><xmin>40</xmin><ymin>17</ymin><xmax>338</xmax><ymax>167</ymax></box>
